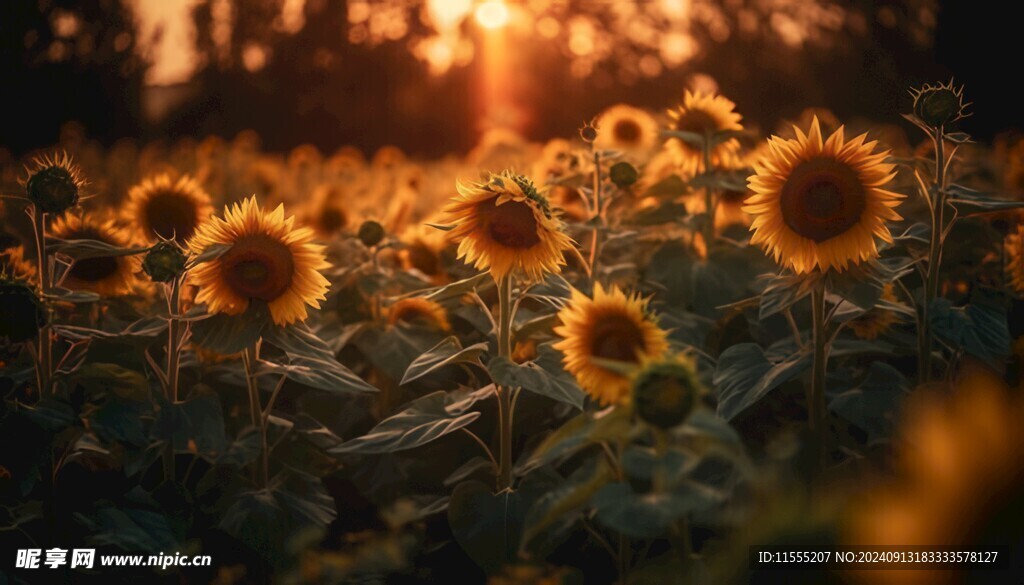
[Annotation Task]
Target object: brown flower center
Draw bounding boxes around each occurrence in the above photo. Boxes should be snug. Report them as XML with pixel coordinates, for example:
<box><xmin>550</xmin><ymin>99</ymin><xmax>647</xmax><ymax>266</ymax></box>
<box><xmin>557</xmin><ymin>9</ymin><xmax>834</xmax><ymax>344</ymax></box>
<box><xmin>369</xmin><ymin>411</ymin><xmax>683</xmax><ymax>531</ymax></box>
<box><xmin>482</xmin><ymin>198</ymin><xmax>540</xmax><ymax>249</ymax></box>
<box><xmin>221</xmin><ymin>235</ymin><xmax>294</xmax><ymax>301</ymax></box>
<box><xmin>404</xmin><ymin>242</ymin><xmax>440</xmax><ymax>275</ymax></box>
<box><xmin>673</xmin><ymin>109</ymin><xmax>719</xmax><ymax>136</ymax></box>
<box><xmin>61</xmin><ymin>228</ymin><xmax>121</xmax><ymax>283</ymax></box>
<box><xmin>318</xmin><ymin>206</ymin><xmax>347</xmax><ymax>234</ymax></box>
<box><xmin>143</xmin><ymin>190</ymin><xmax>200</xmax><ymax>241</ymax></box>
<box><xmin>781</xmin><ymin>157</ymin><xmax>866</xmax><ymax>243</ymax></box>
<box><xmin>590</xmin><ymin>314</ymin><xmax>646</xmax><ymax>364</ymax></box>
<box><xmin>613</xmin><ymin>119</ymin><xmax>642</xmax><ymax>144</ymax></box>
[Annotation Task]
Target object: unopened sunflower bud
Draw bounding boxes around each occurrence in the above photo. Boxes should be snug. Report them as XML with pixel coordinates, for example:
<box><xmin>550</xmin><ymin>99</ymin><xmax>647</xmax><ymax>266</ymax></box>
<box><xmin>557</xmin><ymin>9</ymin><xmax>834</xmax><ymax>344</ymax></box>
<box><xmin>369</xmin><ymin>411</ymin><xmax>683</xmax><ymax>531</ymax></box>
<box><xmin>358</xmin><ymin>220</ymin><xmax>386</xmax><ymax>247</ymax></box>
<box><xmin>911</xmin><ymin>81</ymin><xmax>968</xmax><ymax>128</ymax></box>
<box><xmin>0</xmin><ymin>281</ymin><xmax>47</xmax><ymax>343</ymax></box>
<box><xmin>631</xmin><ymin>358</ymin><xmax>702</xmax><ymax>430</ymax></box>
<box><xmin>609</xmin><ymin>162</ymin><xmax>639</xmax><ymax>188</ymax></box>
<box><xmin>25</xmin><ymin>155</ymin><xmax>83</xmax><ymax>214</ymax></box>
<box><xmin>579</xmin><ymin>120</ymin><xmax>598</xmax><ymax>144</ymax></box>
<box><xmin>142</xmin><ymin>241</ymin><xmax>188</xmax><ymax>283</ymax></box>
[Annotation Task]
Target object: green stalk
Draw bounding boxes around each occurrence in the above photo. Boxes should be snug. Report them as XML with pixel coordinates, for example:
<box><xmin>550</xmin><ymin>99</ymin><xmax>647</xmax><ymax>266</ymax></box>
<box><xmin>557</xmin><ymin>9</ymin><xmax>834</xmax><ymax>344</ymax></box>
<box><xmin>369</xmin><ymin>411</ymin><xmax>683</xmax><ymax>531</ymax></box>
<box><xmin>242</xmin><ymin>345</ymin><xmax>267</xmax><ymax>486</ymax></box>
<box><xmin>30</xmin><ymin>208</ymin><xmax>52</xmax><ymax>394</ymax></box>
<box><xmin>588</xmin><ymin>150</ymin><xmax>604</xmax><ymax>279</ymax></box>
<box><xmin>701</xmin><ymin>137</ymin><xmax>716</xmax><ymax>250</ymax></box>
<box><xmin>919</xmin><ymin>127</ymin><xmax>947</xmax><ymax>383</ymax></box>
<box><xmin>496</xmin><ymin>275</ymin><xmax>514</xmax><ymax>491</ymax></box>
<box><xmin>162</xmin><ymin>277</ymin><xmax>183</xmax><ymax>483</ymax></box>
<box><xmin>809</xmin><ymin>284</ymin><xmax>829</xmax><ymax>468</ymax></box>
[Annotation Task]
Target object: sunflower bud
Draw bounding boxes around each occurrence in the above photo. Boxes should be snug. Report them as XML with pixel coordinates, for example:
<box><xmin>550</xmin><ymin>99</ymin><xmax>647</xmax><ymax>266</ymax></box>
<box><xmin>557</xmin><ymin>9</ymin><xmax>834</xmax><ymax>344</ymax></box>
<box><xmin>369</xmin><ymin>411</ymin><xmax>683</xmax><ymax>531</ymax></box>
<box><xmin>26</xmin><ymin>164</ymin><xmax>80</xmax><ymax>214</ymax></box>
<box><xmin>609</xmin><ymin>162</ymin><xmax>639</xmax><ymax>188</ymax></box>
<box><xmin>631</xmin><ymin>358</ymin><xmax>702</xmax><ymax>430</ymax></box>
<box><xmin>142</xmin><ymin>241</ymin><xmax>188</xmax><ymax>283</ymax></box>
<box><xmin>358</xmin><ymin>220</ymin><xmax>386</xmax><ymax>247</ymax></box>
<box><xmin>0</xmin><ymin>281</ymin><xmax>47</xmax><ymax>344</ymax></box>
<box><xmin>579</xmin><ymin>120</ymin><xmax>598</xmax><ymax>144</ymax></box>
<box><xmin>911</xmin><ymin>81</ymin><xmax>967</xmax><ymax>128</ymax></box>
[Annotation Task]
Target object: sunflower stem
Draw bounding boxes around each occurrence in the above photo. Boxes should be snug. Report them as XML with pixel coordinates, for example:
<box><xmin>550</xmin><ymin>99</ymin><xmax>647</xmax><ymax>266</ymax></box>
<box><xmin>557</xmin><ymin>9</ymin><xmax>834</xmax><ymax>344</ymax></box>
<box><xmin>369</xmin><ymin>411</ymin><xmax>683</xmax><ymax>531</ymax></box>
<box><xmin>496</xmin><ymin>275</ymin><xmax>515</xmax><ymax>491</ymax></box>
<box><xmin>919</xmin><ymin>127</ymin><xmax>947</xmax><ymax>384</ymax></box>
<box><xmin>242</xmin><ymin>345</ymin><xmax>268</xmax><ymax>487</ymax></box>
<box><xmin>589</xmin><ymin>150</ymin><xmax>604</xmax><ymax>280</ymax></box>
<box><xmin>809</xmin><ymin>283</ymin><xmax>829</xmax><ymax>470</ymax></box>
<box><xmin>162</xmin><ymin>276</ymin><xmax>184</xmax><ymax>483</ymax></box>
<box><xmin>30</xmin><ymin>207</ymin><xmax>53</xmax><ymax>395</ymax></box>
<box><xmin>701</xmin><ymin>137</ymin><xmax>716</xmax><ymax>251</ymax></box>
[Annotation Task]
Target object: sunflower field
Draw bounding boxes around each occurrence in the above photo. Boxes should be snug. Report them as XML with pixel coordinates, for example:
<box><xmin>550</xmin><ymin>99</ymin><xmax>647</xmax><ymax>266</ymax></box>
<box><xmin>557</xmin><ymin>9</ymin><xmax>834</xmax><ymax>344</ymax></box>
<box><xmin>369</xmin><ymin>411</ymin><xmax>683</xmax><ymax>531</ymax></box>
<box><xmin>3</xmin><ymin>4</ymin><xmax>1024</xmax><ymax>583</ymax></box>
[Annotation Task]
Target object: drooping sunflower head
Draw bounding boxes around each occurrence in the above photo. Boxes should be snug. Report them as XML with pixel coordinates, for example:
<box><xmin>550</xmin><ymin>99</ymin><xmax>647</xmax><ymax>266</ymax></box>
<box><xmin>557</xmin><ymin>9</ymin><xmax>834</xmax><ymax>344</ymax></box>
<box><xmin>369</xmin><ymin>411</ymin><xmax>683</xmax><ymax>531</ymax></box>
<box><xmin>744</xmin><ymin>117</ymin><xmax>903</xmax><ymax>274</ymax></box>
<box><xmin>631</xmin><ymin>355</ymin><xmax>703</xmax><ymax>430</ymax></box>
<box><xmin>847</xmin><ymin>283</ymin><xmax>902</xmax><ymax>340</ymax></box>
<box><xmin>22</xmin><ymin>152</ymin><xmax>85</xmax><ymax>214</ymax></box>
<box><xmin>1005</xmin><ymin>223</ymin><xmax>1024</xmax><ymax>295</ymax></box>
<box><xmin>594</xmin><ymin>104</ymin><xmax>659</xmax><ymax>154</ymax></box>
<box><xmin>187</xmin><ymin>196</ymin><xmax>331</xmax><ymax>326</ymax></box>
<box><xmin>443</xmin><ymin>171</ymin><xmax>575</xmax><ymax>282</ymax></box>
<box><xmin>665</xmin><ymin>90</ymin><xmax>743</xmax><ymax>174</ymax></box>
<box><xmin>553</xmin><ymin>283</ymin><xmax>670</xmax><ymax>406</ymax></box>
<box><xmin>386</xmin><ymin>297</ymin><xmax>450</xmax><ymax>331</ymax></box>
<box><xmin>49</xmin><ymin>213</ymin><xmax>139</xmax><ymax>297</ymax></box>
<box><xmin>124</xmin><ymin>173</ymin><xmax>214</xmax><ymax>243</ymax></box>
<box><xmin>399</xmin><ymin>222</ymin><xmax>448</xmax><ymax>280</ymax></box>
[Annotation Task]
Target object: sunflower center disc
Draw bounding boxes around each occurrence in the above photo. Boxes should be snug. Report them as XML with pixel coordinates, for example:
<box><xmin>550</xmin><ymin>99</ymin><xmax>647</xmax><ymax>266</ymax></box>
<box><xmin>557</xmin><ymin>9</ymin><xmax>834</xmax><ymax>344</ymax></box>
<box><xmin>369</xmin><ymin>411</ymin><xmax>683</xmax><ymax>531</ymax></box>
<box><xmin>485</xmin><ymin>199</ymin><xmax>540</xmax><ymax>249</ymax></box>
<box><xmin>674</xmin><ymin>109</ymin><xmax>718</xmax><ymax>136</ymax></box>
<box><xmin>613</xmin><ymin>120</ymin><xmax>641</xmax><ymax>143</ymax></box>
<box><xmin>222</xmin><ymin>235</ymin><xmax>295</xmax><ymax>301</ymax></box>
<box><xmin>319</xmin><ymin>207</ymin><xmax>347</xmax><ymax>233</ymax></box>
<box><xmin>780</xmin><ymin>156</ymin><xmax>866</xmax><ymax>243</ymax></box>
<box><xmin>144</xmin><ymin>191</ymin><xmax>199</xmax><ymax>241</ymax></box>
<box><xmin>590</xmin><ymin>314</ymin><xmax>645</xmax><ymax>364</ymax></box>
<box><xmin>63</xmin><ymin>228</ymin><xmax>121</xmax><ymax>283</ymax></box>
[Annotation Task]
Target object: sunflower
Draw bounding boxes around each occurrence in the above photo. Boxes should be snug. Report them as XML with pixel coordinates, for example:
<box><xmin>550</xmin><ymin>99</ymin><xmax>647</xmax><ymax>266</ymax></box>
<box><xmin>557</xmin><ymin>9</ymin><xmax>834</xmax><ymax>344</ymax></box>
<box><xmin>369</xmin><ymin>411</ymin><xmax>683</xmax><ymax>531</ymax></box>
<box><xmin>443</xmin><ymin>171</ymin><xmax>575</xmax><ymax>282</ymax></box>
<box><xmin>594</xmin><ymin>104</ymin><xmax>659</xmax><ymax>155</ymax></box>
<box><xmin>532</xmin><ymin>138</ymin><xmax>585</xmax><ymax>184</ymax></box>
<box><xmin>49</xmin><ymin>213</ymin><xmax>139</xmax><ymax>296</ymax></box>
<box><xmin>305</xmin><ymin>183</ymin><xmax>350</xmax><ymax>238</ymax></box>
<box><xmin>744</xmin><ymin>117</ymin><xmax>903</xmax><ymax>274</ymax></box>
<box><xmin>1006</xmin><ymin>223</ymin><xmax>1024</xmax><ymax>295</ymax></box>
<box><xmin>386</xmin><ymin>297</ymin><xmax>450</xmax><ymax>331</ymax></box>
<box><xmin>0</xmin><ymin>246</ymin><xmax>37</xmax><ymax>283</ymax></box>
<box><xmin>846</xmin><ymin>368</ymin><xmax>1024</xmax><ymax>584</ymax></box>
<box><xmin>22</xmin><ymin>151</ymin><xmax>86</xmax><ymax>214</ymax></box>
<box><xmin>664</xmin><ymin>91</ymin><xmax>743</xmax><ymax>174</ymax></box>
<box><xmin>187</xmin><ymin>196</ymin><xmax>331</xmax><ymax>326</ymax></box>
<box><xmin>399</xmin><ymin>222</ymin><xmax>448</xmax><ymax>281</ymax></box>
<box><xmin>847</xmin><ymin>284</ymin><xmax>902</xmax><ymax>340</ymax></box>
<box><xmin>123</xmin><ymin>173</ymin><xmax>213</xmax><ymax>243</ymax></box>
<box><xmin>553</xmin><ymin>283</ymin><xmax>669</xmax><ymax>405</ymax></box>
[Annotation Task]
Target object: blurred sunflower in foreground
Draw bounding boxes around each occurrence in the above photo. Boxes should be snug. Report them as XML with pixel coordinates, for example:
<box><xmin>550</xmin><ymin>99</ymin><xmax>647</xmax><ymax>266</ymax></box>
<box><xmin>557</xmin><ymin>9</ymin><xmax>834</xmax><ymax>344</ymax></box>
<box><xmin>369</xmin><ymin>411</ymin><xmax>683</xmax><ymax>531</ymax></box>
<box><xmin>847</xmin><ymin>368</ymin><xmax>1024</xmax><ymax>584</ymax></box>
<box><xmin>665</xmin><ymin>90</ymin><xmax>743</xmax><ymax>174</ymax></box>
<box><xmin>188</xmin><ymin>196</ymin><xmax>330</xmax><ymax>326</ymax></box>
<box><xmin>50</xmin><ymin>213</ymin><xmax>138</xmax><ymax>296</ymax></box>
<box><xmin>553</xmin><ymin>283</ymin><xmax>669</xmax><ymax>406</ymax></box>
<box><xmin>593</xmin><ymin>104</ymin><xmax>659</xmax><ymax>155</ymax></box>
<box><xmin>443</xmin><ymin>171</ymin><xmax>574</xmax><ymax>283</ymax></box>
<box><xmin>745</xmin><ymin>117</ymin><xmax>903</xmax><ymax>274</ymax></box>
<box><xmin>123</xmin><ymin>173</ymin><xmax>213</xmax><ymax>243</ymax></box>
